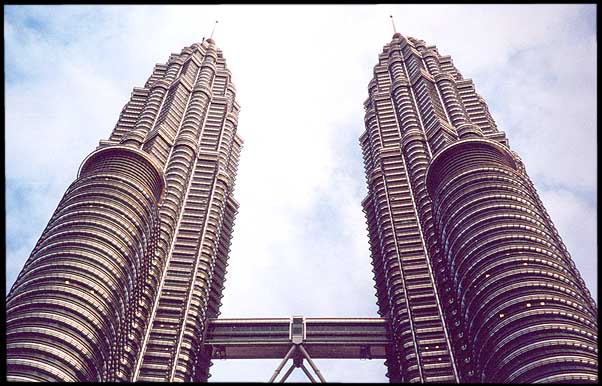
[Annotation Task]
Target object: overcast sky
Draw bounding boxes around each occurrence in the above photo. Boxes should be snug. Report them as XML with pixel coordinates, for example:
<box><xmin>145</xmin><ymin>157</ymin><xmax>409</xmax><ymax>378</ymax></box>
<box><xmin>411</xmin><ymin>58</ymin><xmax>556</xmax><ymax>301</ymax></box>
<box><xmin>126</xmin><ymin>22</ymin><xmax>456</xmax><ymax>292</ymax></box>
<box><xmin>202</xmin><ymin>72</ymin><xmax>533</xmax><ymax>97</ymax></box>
<box><xmin>4</xmin><ymin>4</ymin><xmax>597</xmax><ymax>383</ymax></box>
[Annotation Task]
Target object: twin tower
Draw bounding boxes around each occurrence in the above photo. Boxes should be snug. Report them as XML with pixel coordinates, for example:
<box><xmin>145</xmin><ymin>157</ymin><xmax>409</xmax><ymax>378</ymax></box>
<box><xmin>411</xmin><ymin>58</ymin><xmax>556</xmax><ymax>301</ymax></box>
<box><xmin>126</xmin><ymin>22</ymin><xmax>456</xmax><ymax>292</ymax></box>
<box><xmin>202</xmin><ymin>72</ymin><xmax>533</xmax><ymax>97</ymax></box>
<box><xmin>6</xmin><ymin>34</ymin><xmax>598</xmax><ymax>383</ymax></box>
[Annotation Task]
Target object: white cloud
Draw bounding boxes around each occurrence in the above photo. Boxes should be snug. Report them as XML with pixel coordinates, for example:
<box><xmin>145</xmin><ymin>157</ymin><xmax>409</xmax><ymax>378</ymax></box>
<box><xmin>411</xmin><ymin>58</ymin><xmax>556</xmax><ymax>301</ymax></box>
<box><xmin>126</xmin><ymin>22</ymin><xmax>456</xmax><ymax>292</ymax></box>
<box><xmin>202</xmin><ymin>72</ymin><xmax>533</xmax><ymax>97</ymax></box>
<box><xmin>5</xmin><ymin>4</ymin><xmax>596</xmax><ymax>382</ymax></box>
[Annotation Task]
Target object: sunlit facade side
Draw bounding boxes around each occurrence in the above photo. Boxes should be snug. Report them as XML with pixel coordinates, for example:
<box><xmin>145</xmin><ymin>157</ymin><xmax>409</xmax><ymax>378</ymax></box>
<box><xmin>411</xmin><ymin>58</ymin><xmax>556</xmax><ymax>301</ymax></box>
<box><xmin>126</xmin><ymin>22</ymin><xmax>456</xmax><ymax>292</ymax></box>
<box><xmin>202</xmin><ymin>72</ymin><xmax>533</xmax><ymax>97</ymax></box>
<box><xmin>360</xmin><ymin>33</ymin><xmax>598</xmax><ymax>383</ymax></box>
<box><xmin>6</xmin><ymin>38</ymin><xmax>243</xmax><ymax>382</ymax></box>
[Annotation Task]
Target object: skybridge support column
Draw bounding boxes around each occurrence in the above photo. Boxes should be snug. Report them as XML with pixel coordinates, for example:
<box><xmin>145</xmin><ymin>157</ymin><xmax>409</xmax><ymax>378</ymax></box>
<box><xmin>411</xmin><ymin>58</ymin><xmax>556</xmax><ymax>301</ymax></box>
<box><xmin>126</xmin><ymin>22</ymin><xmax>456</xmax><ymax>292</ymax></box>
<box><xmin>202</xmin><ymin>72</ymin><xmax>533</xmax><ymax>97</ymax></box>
<box><xmin>269</xmin><ymin>346</ymin><xmax>296</xmax><ymax>383</ymax></box>
<box><xmin>278</xmin><ymin>363</ymin><xmax>297</xmax><ymax>383</ymax></box>
<box><xmin>268</xmin><ymin>344</ymin><xmax>325</xmax><ymax>383</ymax></box>
<box><xmin>298</xmin><ymin>345</ymin><xmax>326</xmax><ymax>383</ymax></box>
<box><xmin>299</xmin><ymin>363</ymin><xmax>317</xmax><ymax>383</ymax></box>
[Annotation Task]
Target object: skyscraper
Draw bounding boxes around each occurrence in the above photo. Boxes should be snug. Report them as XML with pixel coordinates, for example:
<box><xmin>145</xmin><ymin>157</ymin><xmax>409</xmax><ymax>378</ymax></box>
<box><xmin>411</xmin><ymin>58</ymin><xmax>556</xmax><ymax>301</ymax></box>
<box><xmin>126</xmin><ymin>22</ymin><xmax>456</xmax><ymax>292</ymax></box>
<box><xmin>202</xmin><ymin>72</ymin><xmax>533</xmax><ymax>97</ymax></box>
<box><xmin>360</xmin><ymin>32</ymin><xmax>598</xmax><ymax>383</ymax></box>
<box><xmin>6</xmin><ymin>38</ymin><xmax>242</xmax><ymax>382</ymax></box>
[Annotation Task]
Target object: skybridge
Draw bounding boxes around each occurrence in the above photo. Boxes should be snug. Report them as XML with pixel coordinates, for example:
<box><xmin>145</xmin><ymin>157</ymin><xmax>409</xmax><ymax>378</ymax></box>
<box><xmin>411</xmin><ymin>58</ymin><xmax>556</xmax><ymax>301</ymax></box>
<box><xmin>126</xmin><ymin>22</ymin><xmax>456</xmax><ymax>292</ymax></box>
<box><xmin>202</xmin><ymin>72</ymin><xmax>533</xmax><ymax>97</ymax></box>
<box><xmin>203</xmin><ymin>316</ymin><xmax>391</xmax><ymax>382</ymax></box>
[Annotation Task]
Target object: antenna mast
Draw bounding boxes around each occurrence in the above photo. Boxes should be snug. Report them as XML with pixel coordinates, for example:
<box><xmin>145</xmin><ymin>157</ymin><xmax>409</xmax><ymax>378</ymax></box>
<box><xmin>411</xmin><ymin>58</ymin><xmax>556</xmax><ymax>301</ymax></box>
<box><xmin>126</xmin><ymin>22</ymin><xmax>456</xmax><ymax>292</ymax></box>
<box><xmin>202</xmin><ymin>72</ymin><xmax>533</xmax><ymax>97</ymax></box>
<box><xmin>210</xmin><ymin>20</ymin><xmax>218</xmax><ymax>39</ymax></box>
<box><xmin>390</xmin><ymin>15</ymin><xmax>397</xmax><ymax>34</ymax></box>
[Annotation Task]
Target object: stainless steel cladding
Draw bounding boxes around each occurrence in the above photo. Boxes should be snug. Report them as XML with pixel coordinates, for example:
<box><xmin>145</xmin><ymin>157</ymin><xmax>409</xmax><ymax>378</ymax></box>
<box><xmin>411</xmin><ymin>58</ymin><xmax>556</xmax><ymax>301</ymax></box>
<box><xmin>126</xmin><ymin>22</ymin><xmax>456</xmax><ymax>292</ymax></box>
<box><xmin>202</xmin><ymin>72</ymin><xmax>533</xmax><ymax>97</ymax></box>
<box><xmin>360</xmin><ymin>33</ymin><xmax>597</xmax><ymax>383</ymax></box>
<box><xmin>6</xmin><ymin>38</ymin><xmax>243</xmax><ymax>382</ymax></box>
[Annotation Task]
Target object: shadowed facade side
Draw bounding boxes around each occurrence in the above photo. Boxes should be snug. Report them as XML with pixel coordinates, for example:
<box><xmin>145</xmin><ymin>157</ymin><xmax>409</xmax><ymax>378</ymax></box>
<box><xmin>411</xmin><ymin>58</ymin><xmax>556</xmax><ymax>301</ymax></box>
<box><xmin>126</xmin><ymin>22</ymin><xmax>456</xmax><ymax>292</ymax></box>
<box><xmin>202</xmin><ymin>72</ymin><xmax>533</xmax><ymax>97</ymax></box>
<box><xmin>6</xmin><ymin>38</ymin><xmax>242</xmax><ymax>382</ymax></box>
<box><xmin>360</xmin><ymin>32</ymin><xmax>598</xmax><ymax>383</ymax></box>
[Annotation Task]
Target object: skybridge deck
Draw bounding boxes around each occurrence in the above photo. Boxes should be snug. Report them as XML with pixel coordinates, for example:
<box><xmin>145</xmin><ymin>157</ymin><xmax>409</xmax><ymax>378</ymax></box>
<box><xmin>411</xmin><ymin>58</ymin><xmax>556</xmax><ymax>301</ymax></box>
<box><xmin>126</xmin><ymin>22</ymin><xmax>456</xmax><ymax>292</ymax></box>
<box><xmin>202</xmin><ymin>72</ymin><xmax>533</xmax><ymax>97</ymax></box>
<box><xmin>204</xmin><ymin>317</ymin><xmax>390</xmax><ymax>360</ymax></box>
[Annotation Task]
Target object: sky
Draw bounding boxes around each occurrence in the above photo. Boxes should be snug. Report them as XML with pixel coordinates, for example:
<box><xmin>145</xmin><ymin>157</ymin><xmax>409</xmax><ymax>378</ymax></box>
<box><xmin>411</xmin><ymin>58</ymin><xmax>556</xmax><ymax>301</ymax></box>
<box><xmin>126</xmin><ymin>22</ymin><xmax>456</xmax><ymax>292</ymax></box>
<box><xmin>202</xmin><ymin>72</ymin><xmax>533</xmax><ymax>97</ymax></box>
<box><xmin>4</xmin><ymin>4</ymin><xmax>597</xmax><ymax>383</ymax></box>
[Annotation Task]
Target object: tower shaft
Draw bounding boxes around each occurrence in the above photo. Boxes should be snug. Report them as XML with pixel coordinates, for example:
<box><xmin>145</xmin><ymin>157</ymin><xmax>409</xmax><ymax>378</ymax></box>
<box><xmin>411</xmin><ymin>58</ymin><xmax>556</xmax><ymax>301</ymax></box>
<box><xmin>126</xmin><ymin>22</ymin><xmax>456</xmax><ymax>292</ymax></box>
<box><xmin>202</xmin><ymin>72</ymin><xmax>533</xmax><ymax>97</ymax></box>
<box><xmin>361</xmin><ymin>33</ymin><xmax>597</xmax><ymax>383</ymax></box>
<box><xmin>6</xmin><ymin>39</ymin><xmax>242</xmax><ymax>382</ymax></box>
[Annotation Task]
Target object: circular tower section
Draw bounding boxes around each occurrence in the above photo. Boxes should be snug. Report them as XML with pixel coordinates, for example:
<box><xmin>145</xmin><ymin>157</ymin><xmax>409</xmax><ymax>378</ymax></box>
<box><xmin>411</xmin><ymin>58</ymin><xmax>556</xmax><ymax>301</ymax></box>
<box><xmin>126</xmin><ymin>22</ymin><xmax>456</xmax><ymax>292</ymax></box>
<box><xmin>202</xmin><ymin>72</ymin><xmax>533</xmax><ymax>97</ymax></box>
<box><xmin>426</xmin><ymin>139</ymin><xmax>597</xmax><ymax>383</ymax></box>
<box><xmin>6</xmin><ymin>146</ymin><xmax>164</xmax><ymax>381</ymax></box>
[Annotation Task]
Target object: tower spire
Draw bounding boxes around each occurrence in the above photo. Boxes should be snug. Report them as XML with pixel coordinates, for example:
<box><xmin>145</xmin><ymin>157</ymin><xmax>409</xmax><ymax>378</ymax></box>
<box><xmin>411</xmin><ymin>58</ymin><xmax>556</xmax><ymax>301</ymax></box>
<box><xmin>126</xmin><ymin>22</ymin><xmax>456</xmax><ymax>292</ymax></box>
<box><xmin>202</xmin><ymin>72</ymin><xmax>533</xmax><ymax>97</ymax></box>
<box><xmin>210</xmin><ymin>20</ymin><xmax>218</xmax><ymax>40</ymax></box>
<box><xmin>390</xmin><ymin>15</ymin><xmax>397</xmax><ymax>34</ymax></box>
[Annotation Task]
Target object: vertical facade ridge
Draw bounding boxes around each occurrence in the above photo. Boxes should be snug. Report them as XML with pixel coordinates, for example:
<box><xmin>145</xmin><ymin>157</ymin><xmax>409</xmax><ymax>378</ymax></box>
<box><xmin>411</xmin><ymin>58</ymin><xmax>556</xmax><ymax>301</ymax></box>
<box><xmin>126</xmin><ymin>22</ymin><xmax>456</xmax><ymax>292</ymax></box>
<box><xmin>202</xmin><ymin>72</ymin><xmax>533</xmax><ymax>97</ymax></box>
<box><xmin>362</xmin><ymin>33</ymin><xmax>597</xmax><ymax>383</ymax></box>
